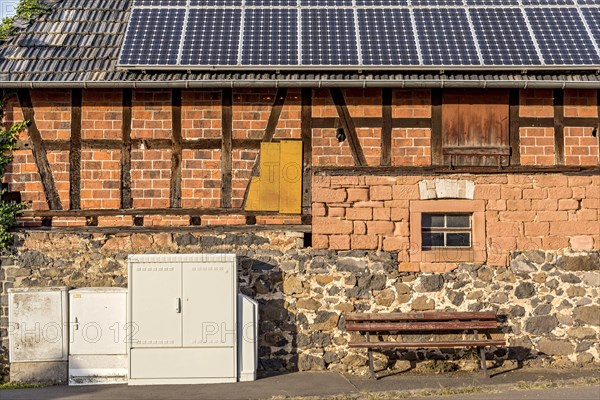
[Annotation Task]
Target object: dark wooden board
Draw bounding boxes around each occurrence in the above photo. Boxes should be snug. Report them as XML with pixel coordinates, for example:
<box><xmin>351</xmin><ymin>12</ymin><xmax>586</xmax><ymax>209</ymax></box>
<box><xmin>221</xmin><ymin>88</ymin><xmax>233</xmax><ymax>208</ymax></box>
<box><xmin>509</xmin><ymin>89</ymin><xmax>520</xmax><ymax>166</ymax></box>
<box><xmin>314</xmin><ymin>165</ymin><xmax>595</xmax><ymax>176</ymax></box>
<box><xmin>346</xmin><ymin>312</ymin><xmax>498</xmax><ymax>321</ymax></box>
<box><xmin>381</xmin><ymin>88</ymin><xmax>392</xmax><ymax>166</ymax></box>
<box><xmin>348</xmin><ymin>340</ymin><xmax>506</xmax><ymax>349</ymax></box>
<box><xmin>554</xmin><ymin>89</ymin><xmax>565</xmax><ymax>165</ymax></box>
<box><xmin>69</xmin><ymin>89</ymin><xmax>82</xmax><ymax>210</ymax></box>
<box><xmin>431</xmin><ymin>89</ymin><xmax>443</xmax><ymax>165</ymax></box>
<box><xmin>346</xmin><ymin>321</ymin><xmax>499</xmax><ymax>331</ymax></box>
<box><xmin>329</xmin><ymin>88</ymin><xmax>367</xmax><ymax>166</ymax></box>
<box><xmin>170</xmin><ymin>88</ymin><xmax>182</xmax><ymax>208</ymax></box>
<box><xmin>301</xmin><ymin>88</ymin><xmax>313</xmax><ymax>209</ymax></box>
<box><xmin>121</xmin><ymin>89</ymin><xmax>132</xmax><ymax>209</ymax></box>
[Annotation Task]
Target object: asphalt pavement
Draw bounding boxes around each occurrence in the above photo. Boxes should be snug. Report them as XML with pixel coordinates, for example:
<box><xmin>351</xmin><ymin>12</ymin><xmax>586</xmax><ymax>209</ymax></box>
<box><xmin>1</xmin><ymin>368</ymin><xmax>599</xmax><ymax>400</ymax></box>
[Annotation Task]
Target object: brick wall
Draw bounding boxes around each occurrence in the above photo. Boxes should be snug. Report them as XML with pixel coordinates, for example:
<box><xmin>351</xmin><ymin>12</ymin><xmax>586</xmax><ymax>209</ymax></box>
<box><xmin>312</xmin><ymin>173</ymin><xmax>600</xmax><ymax>272</ymax></box>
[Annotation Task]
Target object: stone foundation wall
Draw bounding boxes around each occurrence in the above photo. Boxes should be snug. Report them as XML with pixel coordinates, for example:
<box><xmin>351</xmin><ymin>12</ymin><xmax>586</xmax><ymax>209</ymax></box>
<box><xmin>1</xmin><ymin>231</ymin><xmax>599</xmax><ymax>382</ymax></box>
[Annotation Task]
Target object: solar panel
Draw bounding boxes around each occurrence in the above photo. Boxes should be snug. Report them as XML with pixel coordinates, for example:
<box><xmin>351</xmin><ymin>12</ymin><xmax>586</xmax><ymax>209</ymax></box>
<box><xmin>301</xmin><ymin>9</ymin><xmax>359</xmax><ymax>65</ymax></box>
<box><xmin>133</xmin><ymin>0</ymin><xmax>186</xmax><ymax>6</ymax></box>
<box><xmin>119</xmin><ymin>8</ymin><xmax>185</xmax><ymax>66</ymax></box>
<box><xmin>300</xmin><ymin>0</ymin><xmax>353</xmax><ymax>6</ymax></box>
<box><xmin>189</xmin><ymin>0</ymin><xmax>243</xmax><ymax>5</ymax></box>
<box><xmin>242</xmin><ymin>8</ymin><xmax>298</xmax><ymax>65</ymax></box>
<box><xmin>414</xmin><ymin>8</ymin><xmax>480</xmax><ymax>66</ymax></box>
<box><xmin>118</xmin><ymin>1</ymin><xmax>600</xmax><ymax>69</ymax></box>
<box><xmin>581</xmin><ymin>7</ymin><xmax>600</xmax><ymax>44</ymax></box>
<box><xmin>526</xmin><ymin>8</ymin><xmax>600</xmax><ymax>65</ymax></box>
<box><xmin>181</xmin><ymin>8</ymin><xmax>242</xmax><ymax>65</ymax></box>
<box><xmin>470</xmin><ymin>8</ymin><xmax>541</xmax><ymax>65</ymax></box>
<box><xmin>358</xmin><ymin>8</ymin><xmax>419</xmax><ymax>65</ymax></box>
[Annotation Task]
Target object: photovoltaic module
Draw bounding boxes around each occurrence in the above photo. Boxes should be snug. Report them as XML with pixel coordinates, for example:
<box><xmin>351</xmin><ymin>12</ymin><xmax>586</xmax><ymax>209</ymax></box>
<box><xmin>118</xmin><ymin>0</ymin><xmax>600</xmax><ymax>69</ymax></box>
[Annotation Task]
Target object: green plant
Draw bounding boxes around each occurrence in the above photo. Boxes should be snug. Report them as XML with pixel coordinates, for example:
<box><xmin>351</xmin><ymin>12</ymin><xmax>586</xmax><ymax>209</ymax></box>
<box><xmin>0</xmin><ymin>91</ymin><xmax>27</xmax><ymax>251</ymax></box>
<box><xmin>0</xmin><ymin>0</ymin><xmax>48</xmax><ymax>39</ymax></box>
<box><xmin>0</xmin><ymin>382</ymin><xmax>44</xmax><ymax>390</ymax></box>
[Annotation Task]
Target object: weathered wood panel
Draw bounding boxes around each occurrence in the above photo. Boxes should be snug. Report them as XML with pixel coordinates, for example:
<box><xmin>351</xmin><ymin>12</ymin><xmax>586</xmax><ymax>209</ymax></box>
<box><xmin>279</xmin><ymin>140</ymin><xmax>303</xmax><ymax>214</ymax></box>
<box><xmin>69</xmin><ymin>89</ymin><xmax>82</xmax><ymax>210</ymax></box>
<box><xmin>221</xmin><ymin>88</ymin><xmax>233</xmax><ymax>208</ymax></box>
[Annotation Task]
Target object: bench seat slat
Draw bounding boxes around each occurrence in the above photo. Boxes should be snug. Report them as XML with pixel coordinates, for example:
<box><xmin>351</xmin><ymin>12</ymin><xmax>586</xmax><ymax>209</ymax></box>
<box><xmin>346</xmin><ymin>321</ymin><xmax>498</xmax><ymax>332</ymax></box>
<box><xmin>345</xmin><ymin>312</ymin><xmax>497</xmax><ymax>322</ymax></box>
<box><xmin>348</xmin><ymin>340</ymin><xmax>506</xmax><ymax>349</ymax></box>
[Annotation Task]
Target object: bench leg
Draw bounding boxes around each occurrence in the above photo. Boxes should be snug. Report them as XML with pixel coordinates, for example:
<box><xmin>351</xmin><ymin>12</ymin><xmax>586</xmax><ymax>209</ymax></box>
<box><xmin>479</xmin><ymin>347</ymin><xmax>489</xmax><ymax>378</ymax></box>
<box><xmin>368</xmin><ymin>348</ymin><xmax>376</xmax><ymax>380</ymax></box>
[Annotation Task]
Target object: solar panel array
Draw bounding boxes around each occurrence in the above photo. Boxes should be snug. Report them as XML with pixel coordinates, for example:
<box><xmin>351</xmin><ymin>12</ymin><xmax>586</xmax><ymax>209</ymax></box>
<box><xmin>118</xmin><ymin>0</ymin><xmax>600</xmax><ymax>69</ymax></box>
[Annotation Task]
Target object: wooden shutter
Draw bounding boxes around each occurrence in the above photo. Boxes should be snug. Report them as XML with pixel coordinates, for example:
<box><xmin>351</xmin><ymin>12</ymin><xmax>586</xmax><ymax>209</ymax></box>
<box><xmin>442</xmin><ymin>89</ymin><xmax>510</xmax><ymax>167</ymax></box>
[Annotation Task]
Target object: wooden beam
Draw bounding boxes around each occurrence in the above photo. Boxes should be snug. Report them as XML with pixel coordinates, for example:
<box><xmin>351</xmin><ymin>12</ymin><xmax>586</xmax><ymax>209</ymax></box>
<box><xmin>69</xmin><ymin>89</ymin><xmax>82</xmax><ymax>210</ymax></box>
<box><xmin>381</xmin><ymin>88</ymin><xmax>392</xmax><ymax>166</ymax></box>
<box><xmin>170</xmin><ymin>88</ymin><xmax>183</xmax><ymax>208</ymax></box>
<box><xmin>221</xmin><ymin>88</ymin><xmax>233</xmax><ymax>208</ymax></box>
<box><xmin>329</xmin><ymin>88</ymin><xmax>367</xmax><ymax>166</ymax></box>
<box><xmin>21</xmin><ymin>207</ymin><xmax>307</xmax><ymax>218</ymax></box>
<box><xmin>121</xmin><ymin>89</ymin><xmax>132</xmax><ymax>209</ymax></box>
<box><xmin>311</xmin><ymin>117</ymin><xmax>430</xmax><ymax>129</ymax></box>
<box><xmin>431</xmin><ymin>89</ymin><xmax>443</xmax><ymax>166</ymax></box>
<box><xmin>241</xmin><ymin>88</ymin><xmax>288</xmax><ymax>209</ymax></box>
<box><xmin>554</xmin><ymin>89</ymin><xmax>565</xmax><ymax>165</ymax></box>
<box><xmin>16</xmin><ymin>224</ymin><xmax>311</xmax><ymax>235</ymax></box>
<box><xmin>16</xmin><ymin>89</ymin><xmax>63</xmax><ymax>210</ymax></box>
<box><xmin>313</xmin><ymin>165</ymin><xmax>596</xmax><ymax>176</ymax></box>
<box><xmin>301</xmin><ymin>88</ymin><xmax>313</xmax><ymax>213</ymax></box>
<box><xmin>509</xmin><ymin>89</ymin><xmax>520</xmax><ymax>166</ymax></box>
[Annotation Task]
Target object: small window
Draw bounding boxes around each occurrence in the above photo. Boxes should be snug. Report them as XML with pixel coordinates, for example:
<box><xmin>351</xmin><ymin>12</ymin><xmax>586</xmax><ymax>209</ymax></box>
<box><xmin>421</xmin><ymin>213</ymin><xmax>472</xmax><ymax>249</ymax></box>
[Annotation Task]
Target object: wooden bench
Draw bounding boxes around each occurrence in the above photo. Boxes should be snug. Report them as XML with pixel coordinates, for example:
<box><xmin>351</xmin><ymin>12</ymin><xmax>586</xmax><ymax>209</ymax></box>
<box><xmin>346</xmin><ymin>311</ymin><xmax>506</xmax><ymax>379</ymax></box>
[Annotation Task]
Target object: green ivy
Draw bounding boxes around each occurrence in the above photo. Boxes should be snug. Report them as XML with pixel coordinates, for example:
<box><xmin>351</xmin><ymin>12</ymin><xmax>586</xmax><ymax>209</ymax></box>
<box><xmin>0</xmin><ymin>91</ymin><xmax>27</xmax><ymax>251</ymax></box>
<box><xmin>0</xmin><ymin>0</ymin><xmax>48</xmax><ymax>39</ymax></box>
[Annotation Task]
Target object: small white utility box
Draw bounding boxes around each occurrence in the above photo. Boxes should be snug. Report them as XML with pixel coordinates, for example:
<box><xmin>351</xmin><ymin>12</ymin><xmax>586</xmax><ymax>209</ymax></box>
<box><xmin>68</xmin><ymin>288</ymin><xmax>128</xmax><ymax>385</ymax></box>
<box><xmin>238</xmin><ymin>294</ymin><xmax>258</xmax><ymax>382</ymax></box>
<box><xmin>128</xmin><ymin>254</ymin><xmax>238</xmax><ymax>385</ymax></box>
<box><xmin>8</xmin><ymin>287</ymin><xmax>69</xmax><ymax>383</ymax></box>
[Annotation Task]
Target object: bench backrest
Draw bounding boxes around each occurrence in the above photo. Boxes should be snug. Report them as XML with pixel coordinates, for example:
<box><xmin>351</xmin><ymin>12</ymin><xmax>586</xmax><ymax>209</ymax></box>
<box><xmin>345</xmin><ymin>312</ymin><xmax>499</xmax><ymax>332</ymax></box>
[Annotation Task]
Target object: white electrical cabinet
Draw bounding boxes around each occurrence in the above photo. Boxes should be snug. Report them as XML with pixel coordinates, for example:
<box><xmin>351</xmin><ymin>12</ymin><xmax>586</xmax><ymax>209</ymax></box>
<box><xmin>237</xmin><ymin>294</ymin><xmax>258</xmax><ymax>382</ymax></box>
<box><xmin>68</xmin><ymin>288</ymin><xmax>128</xmax><ymax>385</ymax></box>
<box><xmin>128</xmin><ymin>254</ymin><xmax>238</xmax><ymax>385</ymax></box>
<box><xmin>8</xmin><ymin>287</ymin><xmax>69</xmax><ymax>383</ymax></box>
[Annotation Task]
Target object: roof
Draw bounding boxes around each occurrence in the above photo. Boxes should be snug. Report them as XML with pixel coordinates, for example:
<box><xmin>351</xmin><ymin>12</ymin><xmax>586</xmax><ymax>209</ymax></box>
<box><xmin>1</xmin><ymin>0</ymin><xmax>599</xmax><ymax>88</ymax></box>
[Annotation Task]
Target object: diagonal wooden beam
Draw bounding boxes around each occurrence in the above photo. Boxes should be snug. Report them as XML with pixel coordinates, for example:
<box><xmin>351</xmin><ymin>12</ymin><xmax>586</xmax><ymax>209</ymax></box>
<box><xmin>221</xmin><ymin>88</ymin><xmax>233</xmax><ymax>208</ymax></box>
<box><xmin>17</xmin><ymin>89</ymin><xmax>63</xmax><ymax>210</ymax></box>
<box><xmin>120</xmin><ymin>89</ymin><xmax>132</xmax><ymax>209</ymax></box>
<box><xmin>329</xmin><ymin>88</ymin><xmax>367</xmax><ymax>166</ymax></box>
<box><xmin>69</xmin><ymin>89</ymin><xmax>82</xmax><ymax>210</ymax></box>
<box><xmin>170</xmin><ymin>88</ymin><xmax>183</xmax><ymax>208</ymax></box>
<box><xmin>241</xmin><ymin>88</ymin><xmax>288</xmax><ymax>209</ymax></box>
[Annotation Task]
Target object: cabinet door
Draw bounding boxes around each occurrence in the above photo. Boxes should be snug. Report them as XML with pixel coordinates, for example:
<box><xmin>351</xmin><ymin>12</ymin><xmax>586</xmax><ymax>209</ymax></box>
<box><xmin>131</xmin><ymin>262</ymin><xmax>182</xmax><ymax>347</ymax></box>
<box><xmin>183</xmin><ymin>262</ymin><xmax>236</xmax><ymax>347</ymax></box>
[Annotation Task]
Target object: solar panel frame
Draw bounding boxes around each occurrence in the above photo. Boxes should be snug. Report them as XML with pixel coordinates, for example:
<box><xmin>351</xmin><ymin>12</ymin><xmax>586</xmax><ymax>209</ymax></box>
<box><xmin>118</xmin><ymin>0</ymin><xmax>600</xmax><ymax>70</ymax></box>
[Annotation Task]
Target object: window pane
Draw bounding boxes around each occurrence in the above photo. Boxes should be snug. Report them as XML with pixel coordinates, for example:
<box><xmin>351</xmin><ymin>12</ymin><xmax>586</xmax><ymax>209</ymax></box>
<box><xmin>422</xmin><ymin>232</ymin><xmax>444</xmax><ymax>247</ymax></box>
<box><xmin>446</xmin><ymin>232</ymin><xmax>471</xmax><ymax>247</ymax></box>
<box><xmin>422</xmin><ymin>214</ymin><xmax>445</xmax><ymax>228</ymax></box>
<box><xmin>446</xmin><ymin>214</ymin><xmax>471</xmax><ymax>228</ymax></box>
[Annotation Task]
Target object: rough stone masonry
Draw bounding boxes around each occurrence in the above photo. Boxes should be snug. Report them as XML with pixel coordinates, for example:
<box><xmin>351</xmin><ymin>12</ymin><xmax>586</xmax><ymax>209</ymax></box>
<box><xmin>1</xmin><ymin>230</ymin><xmax>598</xmax><ymax>382</ymax></box>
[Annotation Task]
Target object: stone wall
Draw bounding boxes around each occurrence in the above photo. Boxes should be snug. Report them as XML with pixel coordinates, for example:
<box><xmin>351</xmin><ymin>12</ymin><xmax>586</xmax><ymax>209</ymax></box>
<box><xmin>1</xmin><ymin>230</ymin><xmax>599</xmax><ymax>382</ymax></box>
<box><xmin>312</xmin><ymin>173</ymin><xmax>600</xmax><ymax>272</ymax></box>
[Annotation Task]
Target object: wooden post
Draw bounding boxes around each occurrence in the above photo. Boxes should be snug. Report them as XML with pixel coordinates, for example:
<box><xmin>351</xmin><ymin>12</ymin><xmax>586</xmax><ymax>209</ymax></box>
<box><xmin>17</xmin><ymin>89</ymin><xmax>63</xmax><ymax>210</ymax></box>
<box><xmin>69</xmin><ymin>89</ymin><xmax>82</xmax><ymax>210</ymax></box>
<box><xmin>381</xmin><ymin>88</ymin><xmax>392</xmax><ymax>166</ymax></box>
<box><xmin>329</xmin><ymin>88</ymin><xmax>367</xmax><ymax>166</ymax></box>
<box><xmin>170</xmin><ymin>88</ymin><xmax>183</xmax><ymax>208</ymax></box>
<box><xmin>553</xmin><ymin>89</ymin><xmax>565</xmax><ymax>166</ymax></box>
<box><xmin>221</xmin><ymin>88</ymin><xmax>233</xmax><ymax>208</ymax></box>
<box><xmin>431</xmin><ymin>89</ymin><xmax>443</xmax><ymax>166</ymax></box>
<box><xmin>509</xmin><ymin>89</ymin><xmax>521</xmax><ymax>166</ymax></box>
<box><xmin>121</xmin><ymin>89</ymin><xmax>132</xmax><ymax>209</ymax></box>
<box><xmin>301</xmin><ymin>88</ymin><xmax>313</xmax><ymax>219</ymax></box>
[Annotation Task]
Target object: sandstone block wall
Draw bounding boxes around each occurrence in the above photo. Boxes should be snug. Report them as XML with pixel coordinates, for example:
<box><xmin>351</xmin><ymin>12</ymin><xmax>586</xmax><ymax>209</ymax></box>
<box><xmin>1</xmin><ymin>231</ymin><xmax>599</xmax><ymax>382</ymax></box>
<box><xmin>312</xmin><ymin>173</ymin><xmax>600</xmax><ymax>272</ymax></box>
